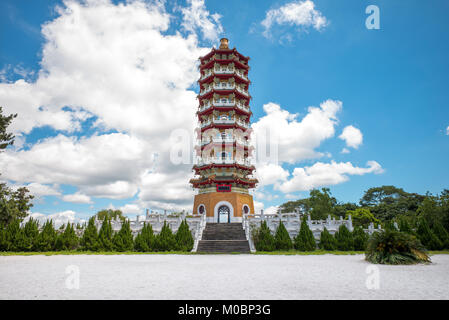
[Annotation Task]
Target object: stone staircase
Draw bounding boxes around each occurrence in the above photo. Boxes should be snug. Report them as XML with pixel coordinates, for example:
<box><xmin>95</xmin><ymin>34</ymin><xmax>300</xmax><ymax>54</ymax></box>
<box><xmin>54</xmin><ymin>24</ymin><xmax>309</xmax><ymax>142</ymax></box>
<box><xmin>197</xmin><ymin>223</ymin><xmax>251</xmax><ymax>253</ymax></box>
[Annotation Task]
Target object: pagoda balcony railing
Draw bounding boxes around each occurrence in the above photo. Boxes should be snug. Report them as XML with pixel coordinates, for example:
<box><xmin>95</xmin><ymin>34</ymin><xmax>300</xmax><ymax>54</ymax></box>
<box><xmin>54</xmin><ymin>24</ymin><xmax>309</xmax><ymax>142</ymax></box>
<box><xmin>214</xmin><ymin>68</ymin><xmax>234</xmax><ymax>75</ymax></box>
<box><xmin>199</xmin><ymin>85</ymin><xmax>249</xmax><ymax>96</ymax></box>
<box><xmin>199</xmin><ymin>86</ymin><xmax>213</xmax><ymax>96</ymax></box>
<box><xmin>201</xmin><ymin>137</ymin><xmax>249</xmax><ymax>146</ymax></box>
<box><xmin>235</xmin><ymin>86</ymin><xmax>249</xmax><ymax>96</ymax></box>
<box><xmin>200</xmin><ymin>120</ymin><xmax>212</xmax><ymax>128</ymax></box>
<box><xmin>200</xmin><ymin>118</ymin><xmax>250</xmax><ymax>128</ymax></box>
<box><xmin>197</xmin><ymin>157</ymin><xmax>253</xmax><ymax>166</ymax></box>
<box><xmin>199</xmin><ymin>101</ymin><xmax>250</xmax><ymax>113</ymax></box>
<box><xmin>200</xmin><ymin>68</ymin><xmax>248</xmax><ymax>81</ymax></box>
<box><xmin>214</xmin><ymin>83</ymin><xmax>235</xmax><ymax>90</ymax></box>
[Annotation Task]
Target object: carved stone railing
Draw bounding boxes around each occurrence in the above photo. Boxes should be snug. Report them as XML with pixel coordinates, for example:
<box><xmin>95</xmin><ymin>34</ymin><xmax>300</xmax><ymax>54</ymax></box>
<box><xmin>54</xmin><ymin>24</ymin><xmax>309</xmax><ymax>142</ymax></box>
<box><xmin>92</xmin><ymin>211</ymin><xmax>206</xmax><ymax>252</ymax></box>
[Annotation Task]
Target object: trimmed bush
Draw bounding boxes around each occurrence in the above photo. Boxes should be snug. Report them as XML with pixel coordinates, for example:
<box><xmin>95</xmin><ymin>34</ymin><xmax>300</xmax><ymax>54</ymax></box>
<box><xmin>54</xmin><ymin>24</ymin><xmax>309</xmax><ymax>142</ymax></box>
<box><xmin>253</xmin><ymin>221</ymin><xmax>275</xmax><ymax>251</ymax></box>
<box><xmin>319</xmin><ymin>227</ymin><xmax>336</xmax><ymax>250</ymax></box>
<box><xmin>98</xmin><ymin>217</ymin><xmax>114</xmax><ymax>251</ymax></box>
<box><xmin>175</xmin><ymin>220</ymin><xmax>194</xmax><ymax>251</ymax></box>
<box><xmin>56</xmin><ymin>223</ymin><xmax>79</xmax><ymax>251</ymax></box>
<box><xmin>365</xmin><ymin>229</ymin><xmax>430</xmax><ymax>264</ymax></box>
<box><xmin>80</xmin><ymin>217</ymin><xmax>99</xmax><ymax>251</ymax></box>
<box><xmin>353</xmin><ymin>226</ymin><xmax>369</xmax><ymax>251</ymax></box>
<box><xmin>23</xmin><ymin>218</ymin><xmax>39</xmax><ymax>251</ymax></box>
<box><xmin>417</xmin><ymin>217</ymin><xmax>442</xmax><ymax>250</ymax></box>
<box><xmin>274</xmin><ymin>221</ymin><xmax>293</xmax><ymax>251</ymax></box>
<box><xmin>335</xmin><ymin>225</ymin><xmax>354</xmax><ymax>251</ymax></box>
<box><xmin>155</xmin><ymin>221</ymin><xmax>177</xmax><ymax>251</ymax></box>
<box><xmin>294</xmin><ymin>218</ymin><xmax>316</xmax><ymax>251</ymax></box>
<box><xmin>34</xmin><ymin>220</ymin><xmax>57</xmax><ymax>251</ymax></box>
<box><xmin>134</xmin><ymin>223</ymin><xmax>155</xmax><ymax>252</ymax></box>
<box><xmin>432</xmin><ymin>220</ymin><xmax>449</xmax><ymax>249</ymax></box>
<box><xmin>112</xmin><ymin>220</ymin><xmax>134</xmax><ymax>252</ymax></box>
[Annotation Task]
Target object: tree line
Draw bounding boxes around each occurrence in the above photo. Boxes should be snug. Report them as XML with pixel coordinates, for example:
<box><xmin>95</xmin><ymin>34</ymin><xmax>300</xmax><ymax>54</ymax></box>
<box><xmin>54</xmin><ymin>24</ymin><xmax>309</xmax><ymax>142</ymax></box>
<box><xmin>0</xmin><ymin>216</ymin><xmax>194</xmax><ymax>252</ymax></box>
<box><xmin>278</xmin><ymin>186</ymin><xmax>449</xmax><ymax>250</ymax></box>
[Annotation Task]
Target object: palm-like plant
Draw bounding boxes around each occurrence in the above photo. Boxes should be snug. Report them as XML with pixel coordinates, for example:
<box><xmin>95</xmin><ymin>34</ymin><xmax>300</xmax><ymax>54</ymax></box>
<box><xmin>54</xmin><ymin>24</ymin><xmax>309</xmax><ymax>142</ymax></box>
<box><xmin>365</xmin><ymin>229</ymin><xmax>431</xmax><ymax>265</ymax></box>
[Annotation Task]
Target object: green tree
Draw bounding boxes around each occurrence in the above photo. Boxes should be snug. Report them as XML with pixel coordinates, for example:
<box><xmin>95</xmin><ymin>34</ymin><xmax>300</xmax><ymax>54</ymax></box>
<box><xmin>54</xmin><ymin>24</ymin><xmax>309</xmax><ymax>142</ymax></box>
<box><xmin>98</xmin><ymin>217</ymin><xmax>114</xmax><ymax>251</ymax></box>
<box><xmin>154</xmin><ymin>221</ymin><xmax>177</xmax><ymax>251</ymax></box>
<box><xmin>417</xmin><ymin>195</ymin><xmax>441</xmax><ymax>228</ymax></box>
<box><xmin>274</xmin><ymin>221</ymin><xmax>293</xmax><ymax>251</ymax></box>
<box><xmin>175</xmin><ymin>220</ymin><xmax>194</xmax><ymax>251</ymax></box>
<box><xmin>334</xmin><ymin>225</ymin><xmax>354</xmax><ymax>251</ymax></box>
<box><xmin>56</xmin><ymin>223</ymin><xmax>79</xmax><ymax>251</ymax></box>
<box><xmin>0</xmin><ymin>223</ymin><xmax>6</xmax><ymax>251</ymax></box>
<box><xmin>96</xmin><ymin>209</ymin><xmax>125</xmax><ymax>222</ymax></box>
<box><xmin>113</xmin><ymin>220</ymin><xmax>134</xmax><ymax>252</ymax></box>
<box><xmin>416</xmin><ymin>217</ymin><xmax>442</xmax><ymax>250</ymax></box>
<box><xmin>34</xmin><ymin>220</ymin><xmax>57</xmax><ymax>251</ymax></box>
<box><xmin>5</xmin><ymin>219</ymin><xmax>29</xmax><ymax>251</ymax></box>
<box><xmin>352</xmin><ymin>226</ymin><xmax>369</xmax><ymax>251</ymax></box>
<box><xmin>308</xmin><ymin>188</ymin><xmax>337</xmax><ymax>220</ymax></box>
<box><xmin>0</xmin><ymin>106</ymin><xmax>17</xmax><ymax>150</ymax></box>
<box><xmin>0</xmin><ymin>184</ymin><xmax>34</xmax><ymax>226</ymax></box>
<box><xmin>346</xmin><ymin>208</ymin><xmax>379</xmax><ymax>227</ymax></box>
<box><xmin>398</xmin><ymin>217</ymin><xmax>413</xmax><ymax>234</ymax></box>
<box><xmin>80</xmin><ymin>217</ymin><xmax>100</xmax><ymax>251</ymax></box>
<box><xmin>294</xmin><ymin>217</ymin><xmax>316</xmax><ymax>251</ymax></box>
<box><xmin>319</xmin><ymin>227</ymin><xmax>336</xmax><ymax>250</ymax></box>
<box><xmin>23</xmin><ymin>218</ymin><xmax>39</xmax><ymax>250</ymax></box>
<box><xmin>252</xmin><ymin>221</ymin><xmax>275</xmax><ymax>252</ymax></box>
<box><xmin>432</xmin><ymin>220</ymin><xmax>449</xmax><ymax>249</ymax></box>
<box><xmin>134</xmin><ymin>223</ymin><xmax>155</xmax><ymax>252</ymax></box>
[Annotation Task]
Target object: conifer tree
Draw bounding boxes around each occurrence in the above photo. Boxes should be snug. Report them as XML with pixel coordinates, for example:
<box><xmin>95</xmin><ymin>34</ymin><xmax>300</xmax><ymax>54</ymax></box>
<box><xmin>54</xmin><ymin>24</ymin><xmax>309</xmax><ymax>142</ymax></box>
<box><xmin>113</xmin><ymin>220</ymin><xmax>133</xmax><ymax>252</ymax></box>
<box><xmin>134</xmin><ymin>223</ymin><xmax>154</xmax><ymax>252</ymax></box>
<box><xmin>432</xmin><ymin>220</ymin><xmax>449</xmax><ymax>249</ymax></box>
<box><xmin>274</xmin><ymin>221</ymin><xmax>293</xmax><ymax>251</ymax></box>
<box><xmin>80</xmin><ymin>217</ymin><xmax>100</xmax><ymax>251</ymax></box>
<box><xmin>335</xmin><ymin>225</ymin><xmax>354</xmax><ymax>251</ymax></box>
<box><xmin>0</xmin><ymin>223</ymin><xmax>6</xmax><ymax>251</ymax></box>
<box><xmin>294</xmin><ymin>217</ymin><xmax>316</xmax><ymax>251</ymax></box>
<box><xmin>175</xmin><ymin>220</ymin><xmax>194</xmax><ymax>251</ymax></box>
<box><xmin>253</xmin><ymin>221</ymin><xmax>275</xmax><ymax>251</ymax></box>
<box><xmin>155</xmin><ymin>221</ymin><xmax>176</xmax><ymax>251</ymax></box>
<box><xmin>34</xmin><ymin>220</ymin><xmax>57</xmax><ymax>251</ymax></box>
<box><xmin>353</xmin><ymin>226</ymin><xmax>369</xmax><ymax>251</ymax></box>
<box><xmin>417</xmin><ymin>217</ymin><xmax>442</xmax><ymax>250</ymax></box>
<box><xmin>23</xmin><ymin>218</ymin><xmax>39</xmax><ymax>251</ymax></box>
<box><xmin>98</xmin><ymin>217</ymin><xmax>114</xmax><ymax>251</ymax></box>
<box><xmin>56</xmin><ymin>223</ymin><xmax>79</xmax><ymax>251</ymax></box>
<box><xmin>319</xmin><ymin>227</ymin><xmax>336</xmax><ymax>250</ymax></box>
<box><xmin>399</xmin><ymin>217</ymin><xmax>413</xmax><ymax>234</ymax></box>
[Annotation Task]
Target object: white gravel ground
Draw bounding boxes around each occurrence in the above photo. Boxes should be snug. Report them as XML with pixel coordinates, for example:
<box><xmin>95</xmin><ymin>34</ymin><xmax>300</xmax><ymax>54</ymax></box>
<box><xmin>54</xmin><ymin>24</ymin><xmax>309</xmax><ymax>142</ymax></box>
<box><xmin>0</xmin><ymin>254</ymin><xmax>448</xmax><ymax>300</ymax></box>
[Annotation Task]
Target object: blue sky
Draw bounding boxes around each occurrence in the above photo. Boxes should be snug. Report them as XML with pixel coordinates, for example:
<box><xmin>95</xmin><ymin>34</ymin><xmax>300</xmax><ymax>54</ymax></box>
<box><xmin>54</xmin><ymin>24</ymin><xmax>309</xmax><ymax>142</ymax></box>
<box><xmin>0</xmin><ymin>0</ymin><xmax>448</xmax><ymax>222</ymax></box>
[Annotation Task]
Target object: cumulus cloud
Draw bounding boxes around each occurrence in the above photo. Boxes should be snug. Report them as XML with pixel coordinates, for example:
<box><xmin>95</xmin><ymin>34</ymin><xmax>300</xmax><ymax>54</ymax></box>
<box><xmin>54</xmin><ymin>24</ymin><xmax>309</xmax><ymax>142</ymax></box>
<box><xmin>181</xmin><ymin>0</ymin><xmax>223</xmax><ymax>42</ymax></box>
<box><xmin>446</xmin><ymin>126</ymin><xmax>449</xmax><ymax>135</ymax></box>
<box><xmin>261</xmin><ymin>0</ymin><xmax>328</xmax><ymax>39</ymax></box>
<box><xmin>339</xmin><ymin>125</ymin><xmax>363</xmax><ymax>149</ymax></box>
<box><xmin>252</xmin><ymin>100</ymin><xmax>341</xmax><ymax>164</ymax></box>
<box><xmin>277</xmin><ymin>160</ymin><xmax>384</xmax><ymax>193</ymax></box>
<box><xmin>62</xmin><ymin>192</ymin><xmax>93</xmax><ymax>204</ymax></box>
<box><xmin>0</xmin><ymin>0</ymin><xmax>225</xmax><ymax>210</ymax></box>
<box><xmin>24</xmin><ymin>210</ymin><xmax>83</xmax><ymax>228</ymax></box>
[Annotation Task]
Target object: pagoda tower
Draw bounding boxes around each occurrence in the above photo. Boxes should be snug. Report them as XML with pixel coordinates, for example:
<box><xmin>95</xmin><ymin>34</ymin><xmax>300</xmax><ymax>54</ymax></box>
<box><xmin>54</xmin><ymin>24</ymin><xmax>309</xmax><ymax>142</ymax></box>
<box><xmin>190</xmin><ymin>38</ymin><xmax>258</xmax><ymax>223</ymax></box>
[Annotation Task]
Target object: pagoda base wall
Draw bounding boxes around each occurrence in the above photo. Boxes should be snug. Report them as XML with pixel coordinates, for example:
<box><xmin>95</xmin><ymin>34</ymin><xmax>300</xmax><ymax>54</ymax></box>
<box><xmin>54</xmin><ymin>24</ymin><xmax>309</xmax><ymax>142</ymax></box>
<box><xmin>193</xmin><ymin>192</ymin><xmax>255</xmax><ymax>223</ymax></box>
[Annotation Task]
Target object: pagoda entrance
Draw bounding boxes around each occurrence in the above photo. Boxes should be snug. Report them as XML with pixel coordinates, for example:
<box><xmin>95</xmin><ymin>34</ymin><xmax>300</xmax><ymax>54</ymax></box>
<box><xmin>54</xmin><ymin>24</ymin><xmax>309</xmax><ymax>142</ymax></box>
<box><xmin>218</xmin><ymin>205</ymin><xmax>231</xmax><ymax>223</ymax></box>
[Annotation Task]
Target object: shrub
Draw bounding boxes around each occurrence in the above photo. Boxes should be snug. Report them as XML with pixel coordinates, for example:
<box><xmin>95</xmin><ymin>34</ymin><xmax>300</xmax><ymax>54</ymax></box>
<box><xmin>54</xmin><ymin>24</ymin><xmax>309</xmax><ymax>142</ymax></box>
<box><xmin>319</xmin><ymin>227</ymin><xmax>336</xmax><ymax>250</ymax></box>
<box><xmin>134</xmin><ymin>223</ymin><xmax>155</xmax><ymax>252</ymax></box>
<box><xmin>0</xmin><ymin>223</ymin><xmax>6</xmax><ymax>251</ymax></box>
<box><xmin>416</xmin><ymin>217</ymin><xmax>442</xmax><ymax>250</ymax></box>
<box><xmin>34</xmin><ymin>220</ymin><xmax>57</xmax><ymax>251</ymax></box>
<box><xmin>294</xmin><ymin>218</ymin><xmax>316</xmax><ymax>251</ymax></box>
<box><xmin>113</xmin><ymin>220</ymin><xmax>134</xmax><ymax>252</ymax></box>
<box><xmin>98</xmin><ymin>217</ymin><xmax>114</xmax><ymax>251</ymax></box>
<box><xmin>353</xmin><ymin>226</ymin><xmax>369</xmax><ymax>251</ymax></box>
<box><xmin>432</xmin><ymin>220</ymin><xmax>449</xmax><ymax>249</ymax></box>
<box><xmin>23</xmin><ymin>218</ymin><xmax>39</xmax><ymax>250</ymax></box>
<box><xmin>335</xmin><ymin>225</ymin><xmax>354</xmax><ymax>251</ymax></box>
<box><xmin>253</xmin><ymin>221</ymin><xmax>275</xmax><ymax>251</ymax></box>
<box><xmin>365</xmin><ymin>229</ymin><xmax>430</xmax><ymax>264</ymax></box>
<box><xmin>80</xmin><ymin>217</ymin><xmax>99</xmax><ymax>251</ymax></box>
<box><xmin>398</xmin><ymin>217</ymin><xmax>413</xmax><ymax>234</ymax></box>
<box><xmin>175</xmin><ymin>220</ymin><xmax>194</xmax><ymax>251</ymax></box>
<box><xmin>274</xmin><ymin>221</ymin><xmax>293</xmax><ymax>251</ymax></box>
<box><xmin>154</xmin><ymin>221</ymin><xmax>177</xmax><ymax>251</ymax></box>
<box><xmin>56</xmin><ymin>223</ymin><xmax>79</xmax><ymax>251</ymax></box>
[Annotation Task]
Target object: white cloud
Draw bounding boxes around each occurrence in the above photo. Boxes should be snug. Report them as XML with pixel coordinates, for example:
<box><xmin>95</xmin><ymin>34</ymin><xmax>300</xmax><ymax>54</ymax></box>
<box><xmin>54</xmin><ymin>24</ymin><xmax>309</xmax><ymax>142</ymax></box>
<box><xmin>14</xmin><ymin>183</ymin><xmax>61</xmax><ymax>198</ymax></box>
<box><xmin>252</xmin><ymin>99</ymin><xmax>341</xmax><ymax>164</ymax></box>
<box><xmin>0</xmin><ymin>0</ymin><xmax>227</xmax><ymax>210</ymax></box>
<box><xmin>341</xmin><ymin>147</ymin><xmax>350</xmax><ymax>154</ymax></box>
<box><xmin>261</xmin><ymin>0</ymin><xmax>328</xmax><ymax>38</ymax></box>
<box><xmin>446</xmin><ymin>126</ymin><xmax>449</xmax><ymax>135</ymax></box>
<box><xmin>119</xmin><ymin>203</ymin><xmax>142</xmax><ymax>215</ymax></box>
<box><xmin>255</xmin><ymin>163</ymin><xmax>289</xmax><ymax>187</ymax></box>
<box><xmin>339</xmin><ymin>125</ymin><xmax>363</xmax><ymax>149</ymax></box>
<box><xmin>25</xmin><ymin>210</ymin><xmax>83</xmax><ymax>228</ymax></box>
<box><xmin>181</xmin><ymin>0</ymin><xmax>223</xmax><ymax>42</ymax></box>
<box><xmin>278</xmin><ymin>160</ymin><xmax>384</xmax><ymax>193</ymax></box>
<box><xmin>62</xmin><ymin>192</ymin><xmax>92</xmax><ymax>204</ymax></box>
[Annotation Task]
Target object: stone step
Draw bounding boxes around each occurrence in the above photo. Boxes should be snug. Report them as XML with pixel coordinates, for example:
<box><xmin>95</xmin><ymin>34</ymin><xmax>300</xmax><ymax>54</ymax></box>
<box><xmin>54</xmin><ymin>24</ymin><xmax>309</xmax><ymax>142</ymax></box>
<box><xmin>197</xmin><ymin>240</ymin><xmax>251</xmax><ymax>253</ymax></box>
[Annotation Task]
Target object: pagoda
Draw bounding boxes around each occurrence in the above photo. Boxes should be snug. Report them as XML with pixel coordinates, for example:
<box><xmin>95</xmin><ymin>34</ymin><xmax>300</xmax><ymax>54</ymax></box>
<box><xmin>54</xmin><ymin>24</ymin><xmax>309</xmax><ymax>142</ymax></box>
<box><xmin>190</xmin><ymin>38</ymin><xmax>258</xmax><ymax>223</ymax></box>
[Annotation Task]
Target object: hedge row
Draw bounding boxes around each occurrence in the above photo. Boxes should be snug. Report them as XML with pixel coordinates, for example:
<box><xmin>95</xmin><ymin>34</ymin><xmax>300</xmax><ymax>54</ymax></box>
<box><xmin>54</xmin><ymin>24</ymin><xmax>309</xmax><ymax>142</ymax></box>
<box><xmin>0</xmin><ymin>217</ymin><xmax>194</xmax><ymax>252</ymax></box>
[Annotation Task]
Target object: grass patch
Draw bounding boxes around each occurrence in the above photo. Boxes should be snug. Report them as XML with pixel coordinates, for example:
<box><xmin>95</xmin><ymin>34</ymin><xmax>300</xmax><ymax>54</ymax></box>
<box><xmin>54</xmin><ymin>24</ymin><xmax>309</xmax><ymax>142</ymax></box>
<box><xmin>429</xmin><ymin>250</ymin><xmax>449</xmax><ymax>255</ymax></box>
<box><xmin>0</xmin><ymin>251</ymin><xmax>197</xmax><ymax>256</ymax></box>
<box><xmin>253</xmin><ymin>250</ymin><xmax>365</xmax><ymax>255</ymax></box>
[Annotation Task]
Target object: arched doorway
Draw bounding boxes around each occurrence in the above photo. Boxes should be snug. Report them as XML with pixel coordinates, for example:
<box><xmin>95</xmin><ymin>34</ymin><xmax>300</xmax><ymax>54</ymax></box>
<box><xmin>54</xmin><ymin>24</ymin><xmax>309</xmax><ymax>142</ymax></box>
<box><xmin>218</xmin><ymin>205</ymin><xmax>230</xmax><ymax>223</ymax></box>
